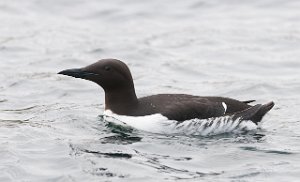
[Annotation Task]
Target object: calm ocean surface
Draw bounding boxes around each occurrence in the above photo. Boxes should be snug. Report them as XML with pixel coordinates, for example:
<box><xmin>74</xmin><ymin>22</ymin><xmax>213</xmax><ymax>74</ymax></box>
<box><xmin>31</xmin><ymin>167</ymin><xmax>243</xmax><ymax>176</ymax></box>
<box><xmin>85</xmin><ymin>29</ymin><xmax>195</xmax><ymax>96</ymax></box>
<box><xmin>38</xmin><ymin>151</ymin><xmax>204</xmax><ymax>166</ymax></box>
<box><xmin>1</xmin><ymin>0</ymin><xmax>300</xmax><ymax>181</ymax></box>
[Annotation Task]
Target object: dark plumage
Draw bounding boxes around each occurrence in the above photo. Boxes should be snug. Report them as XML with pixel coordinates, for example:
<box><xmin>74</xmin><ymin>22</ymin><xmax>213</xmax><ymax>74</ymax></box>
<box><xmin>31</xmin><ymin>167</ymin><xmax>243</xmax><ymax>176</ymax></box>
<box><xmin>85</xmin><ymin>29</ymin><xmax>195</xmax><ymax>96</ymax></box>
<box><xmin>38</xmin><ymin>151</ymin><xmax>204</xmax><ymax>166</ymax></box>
<box><xmin>58</xmin><ymin>59</ymin><xmax>274</xmax><ymax>124</ymax></box>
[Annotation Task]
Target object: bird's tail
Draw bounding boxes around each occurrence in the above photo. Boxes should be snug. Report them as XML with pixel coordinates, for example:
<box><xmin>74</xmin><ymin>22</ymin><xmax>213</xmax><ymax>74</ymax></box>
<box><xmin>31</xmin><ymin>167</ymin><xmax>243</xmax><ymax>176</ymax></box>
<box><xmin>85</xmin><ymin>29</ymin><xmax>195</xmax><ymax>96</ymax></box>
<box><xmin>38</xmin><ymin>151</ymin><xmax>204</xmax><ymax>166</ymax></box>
<box><xmin>233</xmin><ymin>101</ymin><xmax>275</xmax><ymax>124</ymax></box>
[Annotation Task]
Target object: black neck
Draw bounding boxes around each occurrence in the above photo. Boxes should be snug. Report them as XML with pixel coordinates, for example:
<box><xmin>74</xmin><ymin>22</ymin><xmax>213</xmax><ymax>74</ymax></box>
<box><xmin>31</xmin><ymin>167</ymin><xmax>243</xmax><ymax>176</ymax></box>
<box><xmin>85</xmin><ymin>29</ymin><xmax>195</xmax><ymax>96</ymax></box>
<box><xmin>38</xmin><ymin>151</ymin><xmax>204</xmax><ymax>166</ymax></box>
<box><xmin>104</xmin><ymin>87</ymin><xmax>138</xmax><ymax>114</ymax></box>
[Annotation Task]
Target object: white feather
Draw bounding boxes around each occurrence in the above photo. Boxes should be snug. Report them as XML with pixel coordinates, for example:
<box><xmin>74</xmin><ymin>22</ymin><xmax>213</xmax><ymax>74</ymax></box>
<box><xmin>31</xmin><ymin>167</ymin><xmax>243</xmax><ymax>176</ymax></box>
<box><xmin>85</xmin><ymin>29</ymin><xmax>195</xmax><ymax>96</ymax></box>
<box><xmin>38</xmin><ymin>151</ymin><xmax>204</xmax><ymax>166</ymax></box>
<box><xmin>222</xmin><ymin>102</ymin><xmax>227</xmax><ymax>114</ymax></box>
<box><xmin>103</xmin><ymin>110</ymin><xmax>257</xmax><ymax>136</ymax></box>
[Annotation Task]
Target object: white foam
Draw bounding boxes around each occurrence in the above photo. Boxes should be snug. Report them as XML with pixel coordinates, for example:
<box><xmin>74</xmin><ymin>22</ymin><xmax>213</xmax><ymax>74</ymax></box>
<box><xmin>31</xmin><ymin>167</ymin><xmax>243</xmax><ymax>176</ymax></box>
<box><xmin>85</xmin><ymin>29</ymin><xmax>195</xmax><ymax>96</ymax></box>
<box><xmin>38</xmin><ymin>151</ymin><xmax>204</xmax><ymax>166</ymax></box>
<box><xmin>103</xmin><ymin>110</ymin><xmax>258</xmax><ymax>136</ymax></box>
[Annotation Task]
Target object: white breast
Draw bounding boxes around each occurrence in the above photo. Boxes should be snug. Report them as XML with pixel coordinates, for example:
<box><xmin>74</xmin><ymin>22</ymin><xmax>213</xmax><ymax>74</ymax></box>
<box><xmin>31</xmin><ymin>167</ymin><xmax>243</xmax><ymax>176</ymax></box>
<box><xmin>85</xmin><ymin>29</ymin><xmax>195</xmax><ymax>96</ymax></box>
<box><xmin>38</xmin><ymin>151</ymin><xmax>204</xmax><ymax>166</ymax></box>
<box><xmin>103</xmin><ymin>110</ymin><xmax>258</xmax><ymax>136</ymax></box>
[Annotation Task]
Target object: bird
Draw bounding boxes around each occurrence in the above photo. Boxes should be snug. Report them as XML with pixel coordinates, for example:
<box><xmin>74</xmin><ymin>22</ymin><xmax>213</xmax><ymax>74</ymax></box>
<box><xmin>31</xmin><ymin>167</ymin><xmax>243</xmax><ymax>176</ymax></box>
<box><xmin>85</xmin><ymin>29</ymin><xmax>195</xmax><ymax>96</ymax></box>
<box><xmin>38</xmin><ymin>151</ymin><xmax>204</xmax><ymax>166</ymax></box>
<box><xmin>58</xmin><ymin>59</ymin><xmax>274</xmax><ymax>134</ymax></box>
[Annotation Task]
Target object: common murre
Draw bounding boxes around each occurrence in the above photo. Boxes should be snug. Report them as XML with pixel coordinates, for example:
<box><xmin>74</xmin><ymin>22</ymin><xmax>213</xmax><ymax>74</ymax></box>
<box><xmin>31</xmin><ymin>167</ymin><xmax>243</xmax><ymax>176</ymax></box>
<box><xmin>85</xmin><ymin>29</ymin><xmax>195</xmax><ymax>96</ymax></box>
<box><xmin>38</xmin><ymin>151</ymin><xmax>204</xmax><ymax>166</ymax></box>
<box><xmin>58</xmin><ymin>59</ymin><xmax>274</xmax><ymax>135</ymax></box>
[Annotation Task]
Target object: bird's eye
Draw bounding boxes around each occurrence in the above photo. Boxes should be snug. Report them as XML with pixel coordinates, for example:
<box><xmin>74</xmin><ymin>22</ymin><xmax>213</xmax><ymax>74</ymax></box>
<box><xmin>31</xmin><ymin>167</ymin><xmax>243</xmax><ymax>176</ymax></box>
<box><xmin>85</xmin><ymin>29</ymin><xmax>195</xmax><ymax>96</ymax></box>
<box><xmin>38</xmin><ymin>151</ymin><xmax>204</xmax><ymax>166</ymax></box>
<box><xmin>104</xmin><ymin>66</ymin><xmax>111</xmax><ymax>71</ymax></box>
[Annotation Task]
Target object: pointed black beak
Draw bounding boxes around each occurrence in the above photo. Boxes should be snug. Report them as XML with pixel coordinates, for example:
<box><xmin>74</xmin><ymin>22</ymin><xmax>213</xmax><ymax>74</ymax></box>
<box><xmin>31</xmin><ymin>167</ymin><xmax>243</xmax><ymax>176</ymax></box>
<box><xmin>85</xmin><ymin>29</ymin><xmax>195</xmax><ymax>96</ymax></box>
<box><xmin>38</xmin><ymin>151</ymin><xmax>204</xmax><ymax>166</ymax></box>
<box><xmin>58</xmin><ymin>68</ymin><xmax>98</xmax><ymax>79</ymax></box>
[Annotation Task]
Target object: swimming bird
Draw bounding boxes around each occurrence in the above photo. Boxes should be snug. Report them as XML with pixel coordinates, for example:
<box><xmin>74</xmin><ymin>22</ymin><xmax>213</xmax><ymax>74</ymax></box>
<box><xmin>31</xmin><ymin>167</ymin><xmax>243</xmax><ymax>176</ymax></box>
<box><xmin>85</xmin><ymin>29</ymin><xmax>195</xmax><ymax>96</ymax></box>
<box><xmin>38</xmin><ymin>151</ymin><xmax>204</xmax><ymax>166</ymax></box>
<box><xmin>58</xmin><ymin>59</ymin><xmax>274</xmax><ymax>134</ymax></box>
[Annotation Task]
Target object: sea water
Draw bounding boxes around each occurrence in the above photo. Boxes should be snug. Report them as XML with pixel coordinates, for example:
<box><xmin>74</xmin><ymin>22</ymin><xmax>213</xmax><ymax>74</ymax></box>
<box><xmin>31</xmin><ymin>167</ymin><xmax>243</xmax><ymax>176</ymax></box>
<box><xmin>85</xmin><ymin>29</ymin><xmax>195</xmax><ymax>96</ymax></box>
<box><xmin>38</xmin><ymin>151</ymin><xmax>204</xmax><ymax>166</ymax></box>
<box><xmin>0</xmin><ymin>0</ymin><xmax>300</xmax><ymax>181</ymax></box>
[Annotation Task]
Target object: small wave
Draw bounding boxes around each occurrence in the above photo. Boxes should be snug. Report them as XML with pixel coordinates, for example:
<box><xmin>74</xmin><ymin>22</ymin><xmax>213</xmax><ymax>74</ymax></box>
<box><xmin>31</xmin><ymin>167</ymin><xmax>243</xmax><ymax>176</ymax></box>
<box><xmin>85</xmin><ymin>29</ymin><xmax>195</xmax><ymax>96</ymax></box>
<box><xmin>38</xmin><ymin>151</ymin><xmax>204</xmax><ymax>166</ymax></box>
<box><xmin>1</xmin><ymin>105</ymin><xmax>38</xmax><ymax>112</ymax></box>
<box><xmin>240</xmin><ymin>146</ymin><xmax>294</xmax><ymax>155</ymax></box>
<box><xmin>0</xmin><ymin>99</ymin><xmax>8</xmax><ymax>103</ymax></box>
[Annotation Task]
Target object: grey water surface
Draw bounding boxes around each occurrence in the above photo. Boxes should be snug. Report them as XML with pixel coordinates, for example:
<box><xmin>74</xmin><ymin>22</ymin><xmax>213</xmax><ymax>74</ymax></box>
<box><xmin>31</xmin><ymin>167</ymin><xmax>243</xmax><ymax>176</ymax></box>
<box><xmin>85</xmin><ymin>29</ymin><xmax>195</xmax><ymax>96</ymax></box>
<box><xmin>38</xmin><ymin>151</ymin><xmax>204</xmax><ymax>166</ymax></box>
<box><xmin>1</xmin><ymin>0</ymin><xmax>300</xmax><ymax>181</ymax></box>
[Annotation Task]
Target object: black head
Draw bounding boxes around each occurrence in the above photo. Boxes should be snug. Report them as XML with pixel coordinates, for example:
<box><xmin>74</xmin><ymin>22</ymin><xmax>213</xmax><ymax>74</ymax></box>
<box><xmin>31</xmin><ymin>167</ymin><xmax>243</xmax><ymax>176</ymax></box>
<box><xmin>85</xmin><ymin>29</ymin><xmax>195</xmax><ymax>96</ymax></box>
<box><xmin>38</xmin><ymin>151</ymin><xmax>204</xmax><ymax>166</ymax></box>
<box><xmin>58</xmin><ymin>59</ymin><xmax>135</xmax><ymax>92</ymax></box>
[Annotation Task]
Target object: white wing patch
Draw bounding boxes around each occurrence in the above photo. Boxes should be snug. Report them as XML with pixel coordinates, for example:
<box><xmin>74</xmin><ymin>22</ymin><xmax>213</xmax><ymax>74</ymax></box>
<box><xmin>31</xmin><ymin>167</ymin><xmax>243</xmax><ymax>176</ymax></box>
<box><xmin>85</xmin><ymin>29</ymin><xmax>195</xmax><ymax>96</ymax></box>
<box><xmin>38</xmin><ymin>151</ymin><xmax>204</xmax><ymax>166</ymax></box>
<box><xmin>222</xmin><ymin>102</ymin><xmax>227</xmax><ymax>114</ymax></box>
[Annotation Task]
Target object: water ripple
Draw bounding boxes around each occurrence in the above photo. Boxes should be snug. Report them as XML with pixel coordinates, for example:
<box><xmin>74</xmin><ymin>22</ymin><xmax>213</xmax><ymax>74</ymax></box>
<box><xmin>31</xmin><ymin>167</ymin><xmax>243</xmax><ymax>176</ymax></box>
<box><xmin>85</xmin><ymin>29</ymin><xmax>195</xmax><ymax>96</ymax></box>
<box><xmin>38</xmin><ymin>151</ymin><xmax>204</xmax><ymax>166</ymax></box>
<box><xmin>240</xmin><ymin>146</ymin><xmax>294</xmax><ymax>155</ymax></box>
